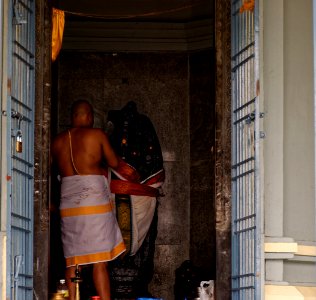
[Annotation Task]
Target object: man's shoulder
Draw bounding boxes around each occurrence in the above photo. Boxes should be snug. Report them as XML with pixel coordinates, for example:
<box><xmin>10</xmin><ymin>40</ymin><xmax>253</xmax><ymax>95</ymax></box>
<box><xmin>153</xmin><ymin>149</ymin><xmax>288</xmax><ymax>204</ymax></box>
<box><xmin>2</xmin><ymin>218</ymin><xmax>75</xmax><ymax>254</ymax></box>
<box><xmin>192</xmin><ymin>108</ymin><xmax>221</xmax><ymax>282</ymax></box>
<box><xmin>53</xmin><ymin>130</ymin><xmax>68</xmax><ymax>140</ymax></box>
<box><xmin>89</xmin><ymin>128</ymin><xmax>107</xmax><ymax>136</ymax></box>
<box><xmin>80</xmin><ymin>128</ymin><xmax>108</xmax><ymax>142</ymax></box>
<box><xmin>52</xmin><ymin>130</ymin><xmax>68</xmax><ymax>147</ymax></box>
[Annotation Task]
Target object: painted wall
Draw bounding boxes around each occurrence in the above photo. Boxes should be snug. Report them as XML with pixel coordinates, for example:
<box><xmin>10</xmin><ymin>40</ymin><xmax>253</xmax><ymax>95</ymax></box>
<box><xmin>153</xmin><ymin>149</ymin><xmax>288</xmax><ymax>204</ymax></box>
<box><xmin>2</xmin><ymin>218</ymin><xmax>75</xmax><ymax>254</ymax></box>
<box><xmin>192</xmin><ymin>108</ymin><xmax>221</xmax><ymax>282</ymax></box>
<box><xmin>54</xmin><ymin>50</ymin><xmax>215</xmax><ymax>299</ymax></box>
<box><xmin>263</xmin><ymin>0</ymin><xmax>316</xmax><ymax>287</ymax></box>
<box><xmin>283</xmin><ymin>0</ymin><xmax>315</xmax><ymax>284</ymax></box>
<box><xmin>283</xmin><ymin>0</ymin><xmax>315</xmax><ymax>243</ymax></box>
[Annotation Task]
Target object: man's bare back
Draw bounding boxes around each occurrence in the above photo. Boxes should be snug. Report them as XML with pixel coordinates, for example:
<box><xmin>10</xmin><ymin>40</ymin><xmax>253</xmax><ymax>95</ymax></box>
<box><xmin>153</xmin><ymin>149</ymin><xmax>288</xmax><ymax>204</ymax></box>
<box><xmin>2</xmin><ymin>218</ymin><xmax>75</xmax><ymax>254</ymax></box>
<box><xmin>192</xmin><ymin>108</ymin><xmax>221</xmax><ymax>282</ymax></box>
<box><xmin>52</xmin><ymin>127</ymin><xmax>118</xmax><ymax>177</ymax></box>
<box><xmin>51</xmin><ymin>100</ymin><xmax>120</xmax><ymax>300</ymax></box>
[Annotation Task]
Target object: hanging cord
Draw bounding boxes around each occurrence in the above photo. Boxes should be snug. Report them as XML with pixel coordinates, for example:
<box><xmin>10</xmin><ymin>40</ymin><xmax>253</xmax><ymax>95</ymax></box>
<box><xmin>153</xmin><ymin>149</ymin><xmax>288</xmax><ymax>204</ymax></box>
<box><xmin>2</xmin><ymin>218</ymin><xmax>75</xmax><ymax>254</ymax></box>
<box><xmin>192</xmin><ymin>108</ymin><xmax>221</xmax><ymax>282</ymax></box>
<box><xmin>55</xmin><ymin>1</ymin><xmax>206</xmax><ymax>20</ymax></box>
<box><xmin>68</xmin><ymin>130</ymin><xmax>81</xmax><ymax>175</ymax></box>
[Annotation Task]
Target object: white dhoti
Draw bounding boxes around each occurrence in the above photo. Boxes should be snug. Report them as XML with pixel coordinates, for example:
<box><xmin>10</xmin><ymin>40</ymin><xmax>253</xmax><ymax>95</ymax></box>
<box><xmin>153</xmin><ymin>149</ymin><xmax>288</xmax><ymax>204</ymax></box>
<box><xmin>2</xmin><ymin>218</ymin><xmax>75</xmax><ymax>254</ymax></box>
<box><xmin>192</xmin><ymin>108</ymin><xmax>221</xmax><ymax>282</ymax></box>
<box><xmin>111</xmin><ymin>166</ymin><xmax>165</xmax><ymax>255</ymax></box>
<box><xmin>60</xmin><ymin>175</ymin><xmax>126</xmax><ymax>267</ymax></box>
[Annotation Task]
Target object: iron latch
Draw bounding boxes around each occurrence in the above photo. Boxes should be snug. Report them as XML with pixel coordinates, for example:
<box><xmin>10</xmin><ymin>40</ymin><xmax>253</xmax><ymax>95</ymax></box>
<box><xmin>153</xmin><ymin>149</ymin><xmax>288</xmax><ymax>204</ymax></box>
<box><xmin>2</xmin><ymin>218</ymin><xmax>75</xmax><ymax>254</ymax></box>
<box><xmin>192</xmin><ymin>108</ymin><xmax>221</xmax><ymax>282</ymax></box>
<box><xmin>245</xmin><ymin>111</ymin><xmax>265</xmax><ymax>124</ymax></box>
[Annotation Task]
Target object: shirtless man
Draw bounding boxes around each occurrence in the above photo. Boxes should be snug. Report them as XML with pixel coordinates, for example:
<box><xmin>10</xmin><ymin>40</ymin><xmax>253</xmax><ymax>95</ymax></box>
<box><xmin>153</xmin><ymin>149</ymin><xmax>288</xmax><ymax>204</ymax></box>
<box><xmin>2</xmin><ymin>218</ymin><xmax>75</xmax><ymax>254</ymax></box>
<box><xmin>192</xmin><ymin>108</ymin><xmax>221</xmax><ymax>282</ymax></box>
<box><xmin>51</xmin><ymin>100</ymin><xmax>125</xmax><ymax>300</ymax></box>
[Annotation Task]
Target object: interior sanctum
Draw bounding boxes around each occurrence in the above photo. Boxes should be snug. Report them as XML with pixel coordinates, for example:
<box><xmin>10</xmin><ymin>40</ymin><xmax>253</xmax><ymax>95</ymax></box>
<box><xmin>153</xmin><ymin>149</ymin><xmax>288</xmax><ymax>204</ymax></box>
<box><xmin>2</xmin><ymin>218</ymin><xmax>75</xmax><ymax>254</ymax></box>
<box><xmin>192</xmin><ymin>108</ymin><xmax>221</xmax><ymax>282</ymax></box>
<box><xmin>33</xmin><ymin>0</ymin><xmax>232</xmax><ymax>299</ymax></box>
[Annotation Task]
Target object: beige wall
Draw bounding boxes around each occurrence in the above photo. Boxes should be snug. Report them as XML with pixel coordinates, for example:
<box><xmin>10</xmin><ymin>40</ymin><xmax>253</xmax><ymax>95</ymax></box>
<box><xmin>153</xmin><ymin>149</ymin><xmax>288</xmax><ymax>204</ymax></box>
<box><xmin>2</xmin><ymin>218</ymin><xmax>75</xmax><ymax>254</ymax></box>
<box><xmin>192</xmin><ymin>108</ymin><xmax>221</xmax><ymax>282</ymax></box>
<box><xmin>263</xmin><ymin>0</ymin><xmax>316</xmax><ymax>287</ymax></box>
<box><xmin>283</xmin><ymin>0</ymin><xmax>315</xmax><ymax>242</ymax></box>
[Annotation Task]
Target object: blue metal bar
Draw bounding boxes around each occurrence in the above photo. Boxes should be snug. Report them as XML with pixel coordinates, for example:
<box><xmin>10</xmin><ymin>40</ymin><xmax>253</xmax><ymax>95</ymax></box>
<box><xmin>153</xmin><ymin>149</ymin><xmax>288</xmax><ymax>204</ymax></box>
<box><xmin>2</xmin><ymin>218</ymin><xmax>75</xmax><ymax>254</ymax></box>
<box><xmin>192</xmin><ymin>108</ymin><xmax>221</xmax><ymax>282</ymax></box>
<box><xmin>233</xmin><ymin>112</ymin><xmax>255</xmax><ymax>124</ymax></box>
<box><xmin>232</xmin><ymin>41</ymin><xmax>255</xmax><ymax>60</ymax></box>
<box><xmin>13</xmin><ymin>53</ymin><xmax>34</xmax><ymax>69</ymax></box>
<box><xmin>16</xmin><ymin>285</ymin><xmax>33</xmax><ymax>290</ymax></box>
<box><xmin>232</xmin><ymin>169</ymin><xmax>255</xmax><ymax>181</ymax></box>
<box><xmin>11</xmin><ymin>226</ymin><xmax>31</xmax><ymax>233</ymax></box>
<box><xmin>12</xmin><ymin>155</ymin><xmax>33</xmax><ymax>167</ymax></box>
<box><xmin>234</xmin><ymin>213</ymin><xmax>256</xmax><ymax>223</ymax></box>
<box><xmin>232</xmin><ymin>272</ymin><xmax>256</xmax><ymax>279</ymax></box>
<box><xmin>231</xmin><ymin>1</ymin><xmax>261</xmax><ymax>299</ymax></box>
<box><xmin>13</xmin><ymin>40</ymin><xmax>34</xmax><ymax>57</ymax></box>
<box><xmin>232</xmin><ymin>157</ymin><xmax>255</xmax><ymax>169</ymax></box>
<box><xmin>17</xmin><ymin>0</ymin><xmax>33</xmax><ymax>13</ymax></box>
<box><xmin>232</xmin><ymin>54</ymin><xmax>255</xmax><ymax>73</ymax></box>
<box><xmin>253</xmin><ymin>1</ymin><xmax>262</xmax><ymax>299</ymax></box>
<box><xmin>232</xmin><ymin>285</ymin><xmax>255</xmax><ymax>291</ymax></box>
<box><xmin>11</xmin><ymin>212</ymin><xmax>32</xmax><ymax>221</ymax></box>
<box><xmin>233</xmin><ymin>97</ymin><xmax>256</xmax><ymax>113</ymax></box>
<box><xmin>12</xmin><ymin>168</ymin><xmax>33</xmax><ymax>179</ymax></box>
<box><xmin>6</xmin><ymin>0</ymin><xmax>14</xmax><ymax>297</ymax></box>
<box><xmin>234</xmin><ymin>225</ymin><xmax>256</xmax><ymax>234</ymax></box>
<box><xmin>8</xmin><ymin>0</ymin><xmax>35</xmax><ymax>298</ymax></box>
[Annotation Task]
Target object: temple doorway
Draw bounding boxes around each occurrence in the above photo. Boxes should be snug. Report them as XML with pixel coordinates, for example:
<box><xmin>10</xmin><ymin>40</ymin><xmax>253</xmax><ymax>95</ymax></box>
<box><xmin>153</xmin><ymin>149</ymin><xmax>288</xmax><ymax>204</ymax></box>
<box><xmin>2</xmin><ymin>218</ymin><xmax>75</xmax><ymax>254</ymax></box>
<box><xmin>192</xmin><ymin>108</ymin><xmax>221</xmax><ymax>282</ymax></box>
<box><xmin>33</xmin><ymin>1</ymin><xmax>232</xmax><ymax>299</ymax></box>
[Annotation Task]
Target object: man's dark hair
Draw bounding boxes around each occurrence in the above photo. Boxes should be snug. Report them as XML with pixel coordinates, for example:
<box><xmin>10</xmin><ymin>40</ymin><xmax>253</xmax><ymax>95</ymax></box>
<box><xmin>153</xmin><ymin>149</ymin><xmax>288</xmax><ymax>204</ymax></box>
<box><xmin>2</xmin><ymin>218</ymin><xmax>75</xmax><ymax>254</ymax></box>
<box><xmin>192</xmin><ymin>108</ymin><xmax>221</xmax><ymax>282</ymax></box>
<box><xmin>71</xmin><ymin>99</ymin><xmax>93</xmax><ymax>116</ymax></box>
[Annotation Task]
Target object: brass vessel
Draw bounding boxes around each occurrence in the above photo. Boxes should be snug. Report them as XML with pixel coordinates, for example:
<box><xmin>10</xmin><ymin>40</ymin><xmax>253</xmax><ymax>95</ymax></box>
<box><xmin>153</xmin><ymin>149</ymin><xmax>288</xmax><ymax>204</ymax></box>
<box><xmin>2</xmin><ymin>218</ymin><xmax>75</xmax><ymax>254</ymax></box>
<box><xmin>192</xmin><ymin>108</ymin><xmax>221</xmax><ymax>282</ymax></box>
<box><xmin>50</xmin><ymin>292</ymin><xmax>66</xmax><ymax>300</ymax></box>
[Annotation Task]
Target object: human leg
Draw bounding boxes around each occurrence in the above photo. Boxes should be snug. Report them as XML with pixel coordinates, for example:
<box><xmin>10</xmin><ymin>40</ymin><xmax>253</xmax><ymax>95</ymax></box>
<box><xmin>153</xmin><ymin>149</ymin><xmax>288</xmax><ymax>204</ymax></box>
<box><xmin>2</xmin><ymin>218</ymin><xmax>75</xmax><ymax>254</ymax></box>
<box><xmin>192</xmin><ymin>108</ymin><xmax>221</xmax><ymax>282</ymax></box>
<box><xmin>65</xmin><ymin>266</ymin><xmax>76</xmax><ymax>300</ymax></box>
<box><xmin>93</xmin><ymin>262</ymin><xmax>111</xmax><ymax>300</ymax></box>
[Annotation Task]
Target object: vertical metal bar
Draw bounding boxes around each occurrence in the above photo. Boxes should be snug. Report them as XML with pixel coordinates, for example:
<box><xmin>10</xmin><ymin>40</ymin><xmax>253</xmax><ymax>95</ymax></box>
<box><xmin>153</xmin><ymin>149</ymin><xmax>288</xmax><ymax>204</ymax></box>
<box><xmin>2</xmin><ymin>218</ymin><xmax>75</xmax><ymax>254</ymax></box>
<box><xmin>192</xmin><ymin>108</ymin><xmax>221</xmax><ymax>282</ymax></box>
<box><xmin>9</xmin><ymin>0</ymin><xmax>35</xmax><ymax>298</ymax></box>
<box><xmin>6</xmin><ymin>0</ymin><xmax>14</xmax><ymax>296</ymax></box>
<box><xmin>248</xmin><ymin>11</ymin><xmax>251</xmax><ymax>298</ymax></box>
<box><xmin>243</xmin><ymin>38</ymin><xmax>247</xmax><ymax>299</ymax></box>
<box><xmin>232</xmin><ymin>2</ymin><xmax>236</xmax><ymax>297</ymax></box>
<box><xmin>231</xmin><ymin>0</ymin><xmax>261</xmax><ymax>299</ymax></box>
<box><xmin>254</xmin><ymin>1</ymin><xmax>261</xmax><ymax>299</ymax></box>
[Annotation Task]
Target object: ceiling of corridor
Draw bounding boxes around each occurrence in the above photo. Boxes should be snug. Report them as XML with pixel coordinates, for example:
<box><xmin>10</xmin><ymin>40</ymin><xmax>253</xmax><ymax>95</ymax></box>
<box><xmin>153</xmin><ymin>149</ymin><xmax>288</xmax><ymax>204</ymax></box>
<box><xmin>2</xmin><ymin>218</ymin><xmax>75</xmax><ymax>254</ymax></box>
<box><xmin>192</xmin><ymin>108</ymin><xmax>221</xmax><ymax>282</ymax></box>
<box><xmin>57</xmin><ymin>0</ymin><xmax>214</xmax><ymax>22</ymax></box>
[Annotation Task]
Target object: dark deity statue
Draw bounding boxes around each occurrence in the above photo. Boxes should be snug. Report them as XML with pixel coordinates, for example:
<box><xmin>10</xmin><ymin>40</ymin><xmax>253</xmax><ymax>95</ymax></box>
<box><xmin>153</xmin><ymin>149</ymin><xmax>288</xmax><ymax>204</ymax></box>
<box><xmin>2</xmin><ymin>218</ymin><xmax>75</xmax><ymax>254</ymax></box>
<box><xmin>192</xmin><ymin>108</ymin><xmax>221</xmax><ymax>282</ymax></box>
<box><xmin>106</xmin><ymin>101</ymin><xmax>164</xmax><ymax>299</ymax></box>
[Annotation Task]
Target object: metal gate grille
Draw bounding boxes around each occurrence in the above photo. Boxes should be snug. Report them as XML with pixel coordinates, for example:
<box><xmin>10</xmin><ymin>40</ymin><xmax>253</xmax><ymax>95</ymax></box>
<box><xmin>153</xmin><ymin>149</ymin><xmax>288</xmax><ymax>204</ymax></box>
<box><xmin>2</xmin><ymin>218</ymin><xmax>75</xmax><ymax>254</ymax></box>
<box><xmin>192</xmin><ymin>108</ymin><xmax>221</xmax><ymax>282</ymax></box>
<box><xmin>231</xmin><ymin>0</ymin><xmax>261</xmax><ymax>299</ymax></box>
<box><xmin>9</xmin><ymin>0</ymin><xmax>35</xmax><ymax>298</ymax></box>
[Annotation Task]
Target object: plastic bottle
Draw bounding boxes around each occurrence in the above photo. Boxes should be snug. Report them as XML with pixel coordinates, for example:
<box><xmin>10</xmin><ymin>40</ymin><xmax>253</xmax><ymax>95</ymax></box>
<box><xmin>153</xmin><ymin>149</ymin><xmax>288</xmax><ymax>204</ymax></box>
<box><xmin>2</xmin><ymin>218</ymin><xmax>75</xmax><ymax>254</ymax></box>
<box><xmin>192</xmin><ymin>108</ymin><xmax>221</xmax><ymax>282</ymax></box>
<box><xmin>57</xmin><ymin>279</ymin><xmax>69</xmax><ymax>298</ymax></box>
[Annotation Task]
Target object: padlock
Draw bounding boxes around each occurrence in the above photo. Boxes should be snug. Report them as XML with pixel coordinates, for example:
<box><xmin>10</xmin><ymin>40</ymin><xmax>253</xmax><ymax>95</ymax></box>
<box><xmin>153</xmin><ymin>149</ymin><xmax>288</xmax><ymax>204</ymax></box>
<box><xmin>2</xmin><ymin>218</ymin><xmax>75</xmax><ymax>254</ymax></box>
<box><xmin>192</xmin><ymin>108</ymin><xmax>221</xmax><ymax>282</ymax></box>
<box><xmin>16</xmin><ymin>133</ymin><xmax>22</xmax><ymax>153</ymax></box>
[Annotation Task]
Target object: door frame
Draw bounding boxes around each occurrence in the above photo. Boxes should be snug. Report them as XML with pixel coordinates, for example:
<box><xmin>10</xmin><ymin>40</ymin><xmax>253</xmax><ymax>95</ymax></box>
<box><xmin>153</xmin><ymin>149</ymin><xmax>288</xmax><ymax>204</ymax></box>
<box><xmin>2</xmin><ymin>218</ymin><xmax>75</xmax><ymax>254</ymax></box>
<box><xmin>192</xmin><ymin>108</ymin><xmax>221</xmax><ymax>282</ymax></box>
<box><xmin>31</xmin><ymin>0</ymin><xmax>240</xmax><ymax>299</ymax></box>
<box><xmin>214</xmin><ymin>0</ymin><xmax>232</xmax><ymax>299</ymax></box>
<box><xmin>33</xmin><ymin>0</ymin><xmax>52</xmax><ymax>299</ymax></box>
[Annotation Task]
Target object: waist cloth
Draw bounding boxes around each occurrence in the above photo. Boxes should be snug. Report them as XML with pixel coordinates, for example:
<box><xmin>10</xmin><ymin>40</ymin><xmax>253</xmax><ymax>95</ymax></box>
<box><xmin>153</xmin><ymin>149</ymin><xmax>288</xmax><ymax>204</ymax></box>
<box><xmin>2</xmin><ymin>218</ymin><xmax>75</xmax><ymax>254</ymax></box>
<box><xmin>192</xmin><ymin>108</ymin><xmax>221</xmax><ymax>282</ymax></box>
<box><xmin>60</xmin><ymin>175</ymin><xmax>126</xmax><ymax>267</ymax></box>
<box><xmin>110</xmin><ymin>159</ymin><xmax>165</xmax><ymax>255</ymax></box>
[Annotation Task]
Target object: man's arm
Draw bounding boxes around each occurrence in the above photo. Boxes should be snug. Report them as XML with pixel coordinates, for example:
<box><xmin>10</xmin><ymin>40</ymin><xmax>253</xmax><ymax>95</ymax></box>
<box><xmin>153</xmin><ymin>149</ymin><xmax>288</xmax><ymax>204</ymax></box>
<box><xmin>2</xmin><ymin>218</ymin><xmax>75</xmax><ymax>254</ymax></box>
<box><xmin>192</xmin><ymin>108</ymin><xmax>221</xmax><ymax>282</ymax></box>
<box><xmin>99</xmin><ymin>130</ymin><xmax>119</xmax><ymax>169</ymax></box>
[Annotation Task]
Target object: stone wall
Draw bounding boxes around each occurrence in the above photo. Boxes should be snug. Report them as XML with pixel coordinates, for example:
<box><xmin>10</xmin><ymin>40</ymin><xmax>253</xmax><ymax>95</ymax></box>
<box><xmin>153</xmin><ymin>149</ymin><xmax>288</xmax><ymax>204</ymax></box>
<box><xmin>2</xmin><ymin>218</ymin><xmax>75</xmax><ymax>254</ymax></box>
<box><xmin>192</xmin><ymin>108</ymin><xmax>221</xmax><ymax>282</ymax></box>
<box><xmin>33</xmin><ymin>0</ymin><xmax>52</xmax><ymax>299</ymax></box>
<box><xmin>214</xmin><ymin>0</ymin><xmax>232</xmax><ymax>298</ymax></box>
<box><xmin>189</xmin><ymin>50</ymin><xmax>216</xmax><ymax>277</ymax></box>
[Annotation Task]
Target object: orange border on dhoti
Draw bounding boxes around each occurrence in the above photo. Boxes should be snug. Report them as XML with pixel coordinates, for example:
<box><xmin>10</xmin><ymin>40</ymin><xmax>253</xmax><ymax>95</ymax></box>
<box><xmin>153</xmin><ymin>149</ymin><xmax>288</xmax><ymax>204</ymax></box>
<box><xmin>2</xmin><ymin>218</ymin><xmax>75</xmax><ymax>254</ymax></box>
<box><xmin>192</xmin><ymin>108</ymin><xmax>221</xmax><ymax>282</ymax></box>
<box><xmin>65</xmin><ymin>241</ymin><xmax>126</xmax><ymax>267</ymax></box>
<box><xmin>60</xmin><ymin>203</ymin><xmax>114</xmax><ymax>217</ymax></box>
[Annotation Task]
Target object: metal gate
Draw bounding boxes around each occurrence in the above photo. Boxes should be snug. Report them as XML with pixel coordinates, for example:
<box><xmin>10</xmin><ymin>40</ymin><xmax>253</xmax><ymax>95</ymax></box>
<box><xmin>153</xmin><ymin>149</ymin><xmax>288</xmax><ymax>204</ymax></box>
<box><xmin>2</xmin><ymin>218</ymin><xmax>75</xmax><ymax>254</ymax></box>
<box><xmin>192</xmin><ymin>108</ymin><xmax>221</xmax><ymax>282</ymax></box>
<box><xmin>6</xmin><ymin>0</ymin><xmax>35</xmax><ymax>298</ymax></box>
<box><xmin>231</xmin><ymin>0</ymin><xmax>262</xmax><ymax>299</ymax></box>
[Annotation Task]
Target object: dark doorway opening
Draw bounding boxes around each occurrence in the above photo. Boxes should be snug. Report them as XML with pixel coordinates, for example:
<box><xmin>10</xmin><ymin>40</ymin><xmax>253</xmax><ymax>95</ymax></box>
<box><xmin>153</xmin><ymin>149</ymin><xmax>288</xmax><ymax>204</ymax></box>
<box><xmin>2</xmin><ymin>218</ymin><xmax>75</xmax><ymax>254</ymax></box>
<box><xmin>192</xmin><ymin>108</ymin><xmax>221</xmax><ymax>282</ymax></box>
<box><xmin>33</xmin><ymin>1</ymin><xmax>230</xmax><ymax>299</ymax></box>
